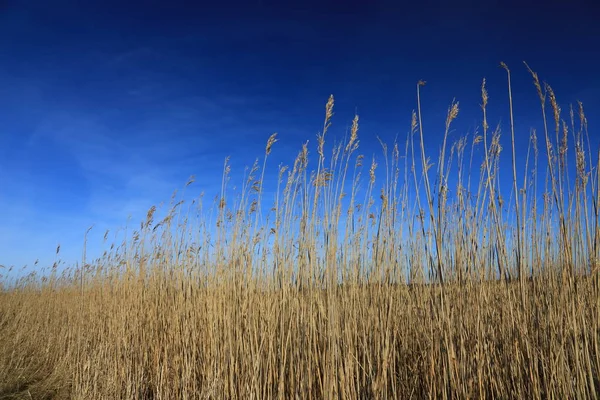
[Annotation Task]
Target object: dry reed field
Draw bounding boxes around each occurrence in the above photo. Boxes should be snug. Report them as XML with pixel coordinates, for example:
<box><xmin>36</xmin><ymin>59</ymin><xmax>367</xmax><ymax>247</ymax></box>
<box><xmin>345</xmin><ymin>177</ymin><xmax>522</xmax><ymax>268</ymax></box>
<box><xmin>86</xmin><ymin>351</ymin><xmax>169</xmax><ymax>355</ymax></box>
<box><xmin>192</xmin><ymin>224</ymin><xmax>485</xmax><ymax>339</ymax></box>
<box><xmin>1</xmin><ymin>64</ymin><xmax>599</xmax><ymax>399</ymax></box>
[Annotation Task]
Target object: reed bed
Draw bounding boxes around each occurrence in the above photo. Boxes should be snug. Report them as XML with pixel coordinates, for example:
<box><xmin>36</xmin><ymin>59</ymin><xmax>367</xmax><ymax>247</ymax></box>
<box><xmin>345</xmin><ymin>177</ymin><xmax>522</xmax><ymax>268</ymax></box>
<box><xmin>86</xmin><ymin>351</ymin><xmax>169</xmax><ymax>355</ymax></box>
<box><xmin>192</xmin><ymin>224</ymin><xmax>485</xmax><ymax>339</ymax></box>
<box><xmin>1</xmin><ymin>63</ymin><xmax>599</xmax><ymax>399</ymax></box>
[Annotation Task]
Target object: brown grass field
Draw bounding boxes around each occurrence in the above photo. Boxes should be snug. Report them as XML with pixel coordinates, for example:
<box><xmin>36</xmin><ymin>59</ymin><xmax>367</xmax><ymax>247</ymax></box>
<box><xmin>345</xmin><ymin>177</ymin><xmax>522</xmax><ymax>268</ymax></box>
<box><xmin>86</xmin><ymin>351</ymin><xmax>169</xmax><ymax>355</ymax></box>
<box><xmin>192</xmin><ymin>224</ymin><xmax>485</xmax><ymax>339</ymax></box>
<box><xmin>1</xmin><ymin>64</ymin><xmax>599</xmax><ymax>399</ymax></box>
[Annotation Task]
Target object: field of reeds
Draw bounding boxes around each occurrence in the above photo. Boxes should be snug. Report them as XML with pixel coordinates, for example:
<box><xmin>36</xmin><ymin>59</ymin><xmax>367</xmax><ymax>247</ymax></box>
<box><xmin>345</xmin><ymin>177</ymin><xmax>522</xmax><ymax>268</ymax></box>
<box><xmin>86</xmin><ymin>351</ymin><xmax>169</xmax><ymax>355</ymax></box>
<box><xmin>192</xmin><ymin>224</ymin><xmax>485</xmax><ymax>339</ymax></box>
<box><xmin>1</xmin><ymin>64</ymin><xmax>599</xmax><ymax>399</ymax></box>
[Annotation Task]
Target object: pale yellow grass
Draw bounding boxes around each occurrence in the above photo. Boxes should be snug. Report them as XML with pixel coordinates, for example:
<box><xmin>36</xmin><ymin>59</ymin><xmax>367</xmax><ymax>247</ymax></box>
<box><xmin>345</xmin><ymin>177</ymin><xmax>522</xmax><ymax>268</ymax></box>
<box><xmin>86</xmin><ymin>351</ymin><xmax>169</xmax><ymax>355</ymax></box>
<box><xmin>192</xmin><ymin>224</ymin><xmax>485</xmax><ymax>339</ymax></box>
<box><xmin>1</xmin><ymin>63</ymin><xmax>599</xmax><ymax>399</ymax></box>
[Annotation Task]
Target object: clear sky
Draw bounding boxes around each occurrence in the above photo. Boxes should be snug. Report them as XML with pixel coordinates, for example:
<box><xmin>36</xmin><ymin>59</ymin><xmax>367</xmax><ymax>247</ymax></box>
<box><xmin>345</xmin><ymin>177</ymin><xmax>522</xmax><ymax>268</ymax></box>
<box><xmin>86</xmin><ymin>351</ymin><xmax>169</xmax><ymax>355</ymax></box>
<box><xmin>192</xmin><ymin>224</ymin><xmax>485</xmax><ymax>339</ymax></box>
<box><xmin>1</xmin><ymin>0</ymin><xmax>599</xmax><ymax>272</ymax></box>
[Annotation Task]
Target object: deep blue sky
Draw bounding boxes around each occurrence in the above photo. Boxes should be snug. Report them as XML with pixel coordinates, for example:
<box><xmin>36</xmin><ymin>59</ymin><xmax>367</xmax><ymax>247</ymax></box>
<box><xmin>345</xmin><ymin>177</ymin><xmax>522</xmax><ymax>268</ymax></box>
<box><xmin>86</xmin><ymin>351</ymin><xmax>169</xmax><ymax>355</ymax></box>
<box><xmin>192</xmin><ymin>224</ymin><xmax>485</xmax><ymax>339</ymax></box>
<box><xmin>1</xmin><ymin>0</ymin><xmax>599</xmax><ymax>271</ymax></box>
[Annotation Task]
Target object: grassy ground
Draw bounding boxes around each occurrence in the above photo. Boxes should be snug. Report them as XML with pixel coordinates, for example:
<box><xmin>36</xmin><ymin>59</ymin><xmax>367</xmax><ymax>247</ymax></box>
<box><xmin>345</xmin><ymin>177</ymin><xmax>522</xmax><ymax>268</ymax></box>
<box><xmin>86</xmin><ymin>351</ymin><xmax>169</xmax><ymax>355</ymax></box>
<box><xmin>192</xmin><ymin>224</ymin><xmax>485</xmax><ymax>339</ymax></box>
<box><xmin>1</xmin><ymin>64</ymin><xmax>599</xmax><ymax>399</ymax></box>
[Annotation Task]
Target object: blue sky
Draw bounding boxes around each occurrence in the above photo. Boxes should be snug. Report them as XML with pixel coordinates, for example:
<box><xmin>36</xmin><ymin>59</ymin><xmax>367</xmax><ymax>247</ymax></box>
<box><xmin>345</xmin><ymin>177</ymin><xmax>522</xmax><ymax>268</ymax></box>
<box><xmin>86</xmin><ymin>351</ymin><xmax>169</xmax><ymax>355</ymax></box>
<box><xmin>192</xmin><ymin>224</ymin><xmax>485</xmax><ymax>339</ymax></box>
<box><xmin>1</xmin><ymin>0</ymin><xmax>599</xmax><ymax>272</ymax></box>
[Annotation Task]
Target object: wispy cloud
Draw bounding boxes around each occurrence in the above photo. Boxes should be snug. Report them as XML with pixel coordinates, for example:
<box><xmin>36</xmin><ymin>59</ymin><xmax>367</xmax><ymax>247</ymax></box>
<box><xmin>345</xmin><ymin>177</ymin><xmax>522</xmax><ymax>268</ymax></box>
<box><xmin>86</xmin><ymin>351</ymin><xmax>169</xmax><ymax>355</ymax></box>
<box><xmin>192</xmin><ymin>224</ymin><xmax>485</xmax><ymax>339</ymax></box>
<box><xmin>0</xmin><ymin>71</ymin><xmax>275</xmax><ymax>270</ymax></box>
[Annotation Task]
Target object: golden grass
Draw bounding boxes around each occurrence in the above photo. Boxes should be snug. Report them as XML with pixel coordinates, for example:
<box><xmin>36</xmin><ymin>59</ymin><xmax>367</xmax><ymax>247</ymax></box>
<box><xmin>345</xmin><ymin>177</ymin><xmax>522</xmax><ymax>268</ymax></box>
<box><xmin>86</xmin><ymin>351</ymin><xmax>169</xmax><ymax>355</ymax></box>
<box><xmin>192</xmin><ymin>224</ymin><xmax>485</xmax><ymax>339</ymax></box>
<box><xmin>1</xmin><ymin>63</ymin><xmax>599</xmax><ymax>399</ymax></box>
